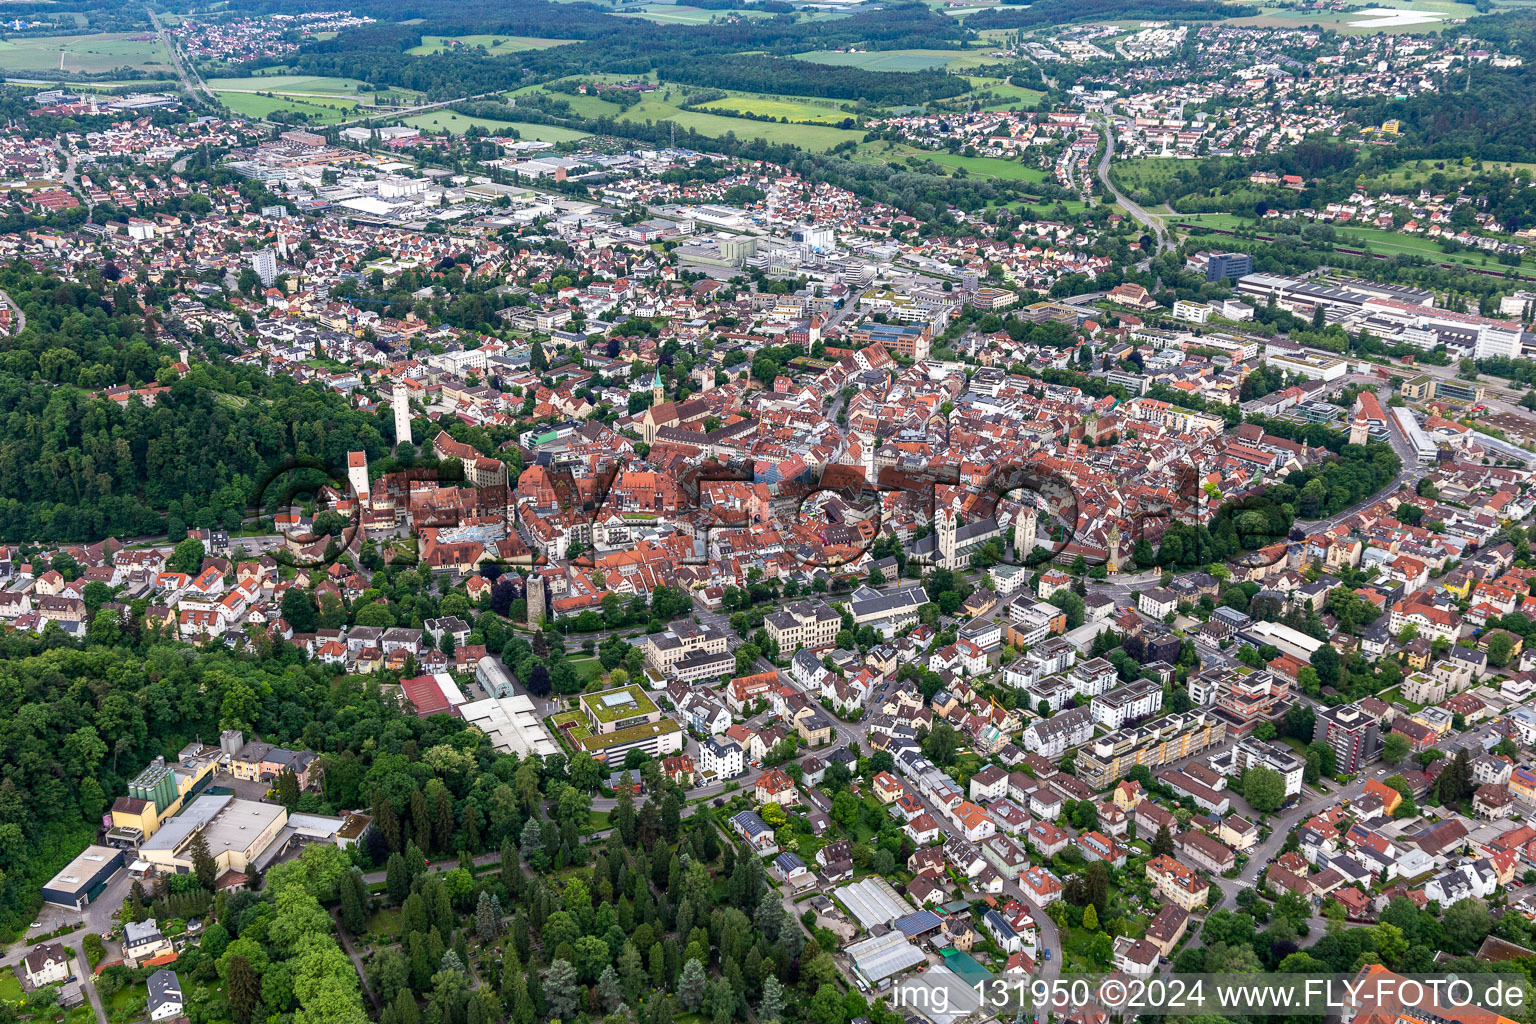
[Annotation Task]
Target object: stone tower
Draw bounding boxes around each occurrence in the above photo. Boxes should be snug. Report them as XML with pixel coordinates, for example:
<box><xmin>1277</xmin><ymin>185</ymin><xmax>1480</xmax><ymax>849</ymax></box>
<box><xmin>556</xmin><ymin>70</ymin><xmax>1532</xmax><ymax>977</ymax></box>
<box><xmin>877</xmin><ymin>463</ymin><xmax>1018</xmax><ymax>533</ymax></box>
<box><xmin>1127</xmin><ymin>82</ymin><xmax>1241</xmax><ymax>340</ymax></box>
<box><xmin>1013</xmin><ymin>503</ymin><xmax>1038</xmax><ymax>561</ymax></box>
<box><xmin>527</xmin><ymin>574</ymin><xmax>546</xmax><ymax>628</ymax></box>
<box><xmin>393</xmin><ymin>385</ymin><xmax>412</xmax><ymax>447</ymax></box>
<box><xmin>1349</xmin><ymin>411</ymin><xmax>1369</xmax><ymax>446</ymax></box>
<box><xmin>651</xmin><ymin>368</ymin><xmax>665</xmax><ymax>406</ymax></box>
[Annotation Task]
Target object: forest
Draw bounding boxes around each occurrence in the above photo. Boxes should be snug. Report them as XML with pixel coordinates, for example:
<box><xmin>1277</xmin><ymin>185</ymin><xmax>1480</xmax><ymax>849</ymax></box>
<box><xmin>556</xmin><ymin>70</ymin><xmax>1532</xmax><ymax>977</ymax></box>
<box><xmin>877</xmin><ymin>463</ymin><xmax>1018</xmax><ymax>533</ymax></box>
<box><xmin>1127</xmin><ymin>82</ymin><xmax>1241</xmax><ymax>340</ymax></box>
<box><xmin>968</xmin><ymin>0</ymin><xmax>1254</xmax><ymax>29</ymax></box>
<box><xmin>264</xmin><ymin>0</ymin><xmax>973</xmax><ymax>105</ymax></box>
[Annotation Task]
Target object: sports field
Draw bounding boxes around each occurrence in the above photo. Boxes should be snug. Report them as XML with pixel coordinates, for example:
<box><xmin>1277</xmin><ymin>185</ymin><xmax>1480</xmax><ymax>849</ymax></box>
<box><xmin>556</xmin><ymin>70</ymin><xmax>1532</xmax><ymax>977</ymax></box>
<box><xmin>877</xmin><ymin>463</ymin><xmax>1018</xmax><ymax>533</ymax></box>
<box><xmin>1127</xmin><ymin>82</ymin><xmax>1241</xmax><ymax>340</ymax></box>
<box><xmin>406</xmin><ymin>34</ymin><xmax>575</xmax><ymax>55</ymax></box>
<box><xmin>0</xmin><ymin>32</ymin><xmax>170</xmax><ymax>74</ymax></box>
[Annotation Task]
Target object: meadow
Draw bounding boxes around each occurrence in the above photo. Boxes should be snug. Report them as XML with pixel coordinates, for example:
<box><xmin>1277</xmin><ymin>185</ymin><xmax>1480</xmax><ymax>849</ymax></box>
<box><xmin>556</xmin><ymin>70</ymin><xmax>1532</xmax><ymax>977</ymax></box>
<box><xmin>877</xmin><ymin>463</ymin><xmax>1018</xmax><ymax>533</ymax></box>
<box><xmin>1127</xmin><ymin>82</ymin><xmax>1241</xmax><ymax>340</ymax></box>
<box><xmin>923</xmin><ymin>152</ymin><xmax>1046</xmax><ymax>180</ymax></box>
<box><xmin>0</xmin><ymin>32</ymin><xmax>170</xmax><ymax>74</ymax></box>
<box><xmin>794</xmin><ymin>47</ymin><xmax>975</xmax><ymax>71</ymax></box>
<box><xmin>965</xmin><ymin>75</ymin><xmax>1045</xmax><ymax>109</ymax></box>
<box><xmin>695</xmin><ymin>91</ymin><xmax>857</xmax><ymax>123</ymax></box>
<box><xmin>615</xmin><ymin>93</ymin><xmax>864</xmax><ymax>149</ymax></box>
<box><xmin>1109</xmin><ymin>155</ymin><xmax>1198</xmax><ymax>199</ymax></box>
<box><xmin>205</xmin><ymin>74</ymin><xmax>421</xmax><ymax>100</ymax></box>
<box><xmin>405</xmin><ymin>34</ymin><xmax>575</xmax><ymax>55</ymax></box>
<box><xmin>399</xmin><ymin>112</ymin><xmax>591</xmax><ymax>142</ymax></box>
<box><xmin>1169</xmin><ymin>213</ymin><xmax>1532</xmax><ymax>270</ymax></box>
<box><xmin>214</xmin><ymin>90</ymin><xmax>360</xmax><ymax>123</ymax></box>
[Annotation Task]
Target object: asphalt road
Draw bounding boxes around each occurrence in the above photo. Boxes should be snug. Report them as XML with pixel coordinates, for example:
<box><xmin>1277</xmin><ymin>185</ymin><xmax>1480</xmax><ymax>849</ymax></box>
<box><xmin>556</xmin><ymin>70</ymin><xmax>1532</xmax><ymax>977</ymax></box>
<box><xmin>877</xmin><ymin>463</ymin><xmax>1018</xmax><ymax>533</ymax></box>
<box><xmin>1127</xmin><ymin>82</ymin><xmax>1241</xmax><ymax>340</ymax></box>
<box><xmin>1095</xmin><ymin>118</ymin><xmax>1170</xmax><ymax>257</ymax></box>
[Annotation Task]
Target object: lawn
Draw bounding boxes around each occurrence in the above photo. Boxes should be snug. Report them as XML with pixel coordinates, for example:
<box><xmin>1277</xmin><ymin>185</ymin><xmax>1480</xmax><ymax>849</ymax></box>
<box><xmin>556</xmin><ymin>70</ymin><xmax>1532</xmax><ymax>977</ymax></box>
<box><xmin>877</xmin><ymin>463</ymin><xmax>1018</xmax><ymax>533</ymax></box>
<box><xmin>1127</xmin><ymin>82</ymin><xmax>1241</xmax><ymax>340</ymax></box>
<box><xmin>566</xmin><ymin>655</ymin><xmax>605</xmax><ymax>683</ymax></box>
<box><xmin>105</xmin><ymin>985</ymin><xmax>142</xmax><ymax>1018</ymax></box>
<box><xmin>0</xmin><ymin>32</ymin><xmax>170</xmax><ymax>74</ymax></box>
<box><xmin>406</xmin><ymin>34</ymin><xmax>576</xmax><ymax>55</ymax></box>
<box><xmin>794</xmin><ymin>48</ymin><xmax>973</xmax><ymax>71</ymax></box>
<box><xmin>363</xmin><ymin>907</ymin><xmax>402</xmax><ymax>940</ymax></box>
<box><xmin>215</xmin><ymin>91</ymin><xmax>360</xmax><ymax>123</ymax></box>
<box><xmin>0</xmin><ymin>972</ymin><xmax>22</xmax><ymax>1004</ymax></box>
<box><xmin>695</xmin><ymin>93</ymin><xmax>856</xmax><ymax>124</ymax></box>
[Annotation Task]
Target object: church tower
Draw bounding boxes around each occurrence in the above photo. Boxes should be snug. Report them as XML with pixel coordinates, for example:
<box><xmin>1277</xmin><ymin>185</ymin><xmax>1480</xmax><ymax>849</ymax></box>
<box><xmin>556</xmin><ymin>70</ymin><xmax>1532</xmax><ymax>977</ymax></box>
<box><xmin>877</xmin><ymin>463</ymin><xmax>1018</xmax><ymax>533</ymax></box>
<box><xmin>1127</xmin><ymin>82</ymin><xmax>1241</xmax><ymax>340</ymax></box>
<box><xmin>651</xmin><ymin>368</ymin><xmax>665</xmax><ymax>406</ymax></box>
<box><xmin>393</xmin><ymin>385</ymin><xmax>412</xmax><ymax>448</ymax></box>
<box><xmin>937</xmin><ymin>507</ymin><xmax>958</xmax><ymax>570</ymax></box>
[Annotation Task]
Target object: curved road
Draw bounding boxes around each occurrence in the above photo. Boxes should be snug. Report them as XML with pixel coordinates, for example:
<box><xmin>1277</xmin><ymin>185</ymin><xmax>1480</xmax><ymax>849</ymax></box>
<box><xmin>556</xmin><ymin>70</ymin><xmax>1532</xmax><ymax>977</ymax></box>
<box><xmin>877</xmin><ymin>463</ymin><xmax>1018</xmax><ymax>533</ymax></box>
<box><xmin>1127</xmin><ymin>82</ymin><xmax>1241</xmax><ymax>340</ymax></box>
<box><xmin>1095</xmin><ymin>119</ymin><xmax>1171</xmax><ymax>259</ymax></box>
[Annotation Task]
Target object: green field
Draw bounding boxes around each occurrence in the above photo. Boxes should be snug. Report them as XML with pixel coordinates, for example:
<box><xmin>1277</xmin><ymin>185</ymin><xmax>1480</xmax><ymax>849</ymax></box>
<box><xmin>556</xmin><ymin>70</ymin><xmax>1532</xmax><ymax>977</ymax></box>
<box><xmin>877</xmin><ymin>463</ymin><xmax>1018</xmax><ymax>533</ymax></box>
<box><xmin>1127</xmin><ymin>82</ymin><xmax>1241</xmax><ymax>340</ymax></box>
<box><xmin>965</xmin><ymin>75</ymin><xmax>1045</xmax><ymax>109</ymax></box>
<box><xmin>555</xmin><ymin>92</ymin><xmax>627</xmax><ymax>118</ymax></box>
<box><xmin>508</xmin><ymin>75</ymin><xmax>864</xmax><ymax>150</ymax></box>
<box><xmin>215</xmin><ymin>90</ymin><xmax>361</xmax><ymax>123</ymax></box>
<box><xmin>795</xmin><ymin>48</ymin><xmax>975</xmax><ymax>71</ymax></box>
<box><xmin>399</xmin><ymin>112</ymin><xmax>591</xmax><ymax>142</ymax></box>
<box><xmin>1360</xmin><ymin>158</ymin><xmax>1536</xmax><ymax>190</ymax></box>
<box><xmin>1169</xmin><ymin>211</ymin><xmax>1530</xmax><ymax>269</ymax></box>
<box><xmin>406</xmin><ymin>34</ymin><xmax>576</xmax><ymax>55</ymax></box>
<box><xmin>206</xmin><ymin>74</ymin><xmax>421</xmax><ymax>100</ymax></box>
<box><xmin>853</xmin><ymin>140</ymin><xmax>1046</xmax><ymax>182</ymax></box>
<box><xmin>616</xmin><ymin>94</ymin><xmax>864</xmax><ymax>151</ymax></box>
<box><xmin>925</xmin><ymin>152</ymin><xmax>1045</xmax><ymax>180</ymax></box>
<box><xmin>0</xmin><ymin>32</ymin><xmax>170</xmax><ymax>74</ymax></box>
<box><xmin>1110</xmin><ymin>156</ymin><xmax>1197</xmax><ymax>199</ymax></box>
<box><xmin>696</xmin><ymin>92</ymin><xmax>856</xmax><ymax>124</ymax></box>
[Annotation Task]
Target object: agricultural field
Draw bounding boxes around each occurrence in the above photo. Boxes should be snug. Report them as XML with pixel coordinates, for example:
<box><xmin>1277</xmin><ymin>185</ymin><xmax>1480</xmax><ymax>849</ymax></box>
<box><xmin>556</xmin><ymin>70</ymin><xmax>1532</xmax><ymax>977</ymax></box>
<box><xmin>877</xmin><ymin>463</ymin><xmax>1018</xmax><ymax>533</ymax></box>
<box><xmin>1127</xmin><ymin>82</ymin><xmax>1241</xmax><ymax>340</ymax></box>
<box><xmin>695</xmin><ymin>91</ymin><xmax>857</xmax><ymax>123</ymax></box>
<box><xmin>794</xmin><ymin>47</ymin><xmax>975</xmax><ymax>71</ymax></box>
<box><xmin>405</xmin><ymin>34</ymin><xmax>576</xmax><ymax>55</ymax></box>
<box><xmin>214</xmin><ymin>90</ymin><xmax>360</xmax><ymax>123</ymax></box>
<box><xmin>0</xmin><ymin>32</ymin><xmax>171</xmax><ymax>74</ymax></box>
